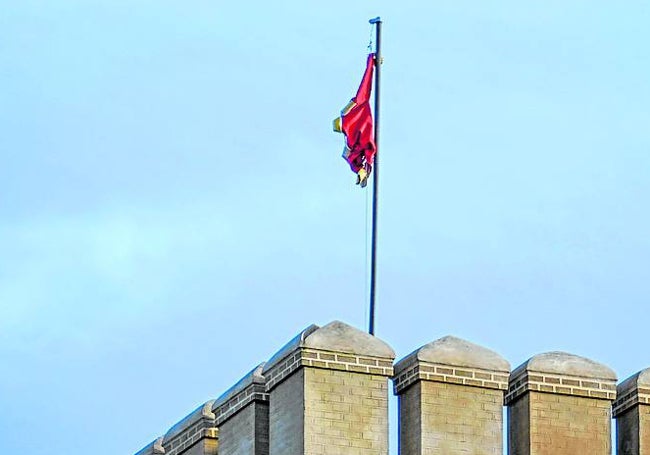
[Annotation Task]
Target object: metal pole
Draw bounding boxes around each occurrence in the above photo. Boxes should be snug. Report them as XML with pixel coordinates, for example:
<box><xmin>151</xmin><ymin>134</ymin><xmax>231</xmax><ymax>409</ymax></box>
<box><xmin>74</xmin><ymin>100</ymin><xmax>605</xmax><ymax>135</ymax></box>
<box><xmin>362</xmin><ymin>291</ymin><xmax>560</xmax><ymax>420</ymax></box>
<box><xmin>368</xmin><ymin>17</ymin><xmax>381</xmax><ymax>336</ymax></box>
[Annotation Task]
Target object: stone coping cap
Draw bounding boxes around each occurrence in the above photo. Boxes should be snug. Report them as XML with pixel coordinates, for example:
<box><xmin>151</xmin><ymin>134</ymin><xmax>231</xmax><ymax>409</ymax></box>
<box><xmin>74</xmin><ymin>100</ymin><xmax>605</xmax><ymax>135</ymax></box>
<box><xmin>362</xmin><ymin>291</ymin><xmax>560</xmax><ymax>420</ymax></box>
<box><xmin>263</xmin><ymin>321</ymin><xmax>395</xmax><ymax>375</ymax></box>
<box><xmin>263</xmin><ymin>324</ymin><xmax>319</xmax><ymax>374</ymax></box>
<box><xmin>164</xmin><ymin>400</ymin><xmax>216</xmax><ymax>442</ymax></box>
<box><xmin>212</xmin><ymin>363</ymin><xmax>265</xmax><ymax>411</ymax></box>
<box><xmin>613</xmin><ymin>367</ymin><xmax>650</xmax><ymax>416</ymax></box>
<box><xmin>135</xmin><ymin>437</ymin><xmax>165</xmax><ymax>455</ymax></box>
<box><xmin>511</xmin><ymin>351</ymin><xmax>616</xmax><ymax>381</ymax></box>
<box><xmin>617</xmin><ymin>367</ymin><xmax>650</xmax><ymax>396</ymax></box>
<box><xmin>394</xmin><ymin>335</ymin><xmax>509</xmax><ymax>375</ymax></box>
<box><xmin>304</xmin><ymin>321</ymin><xmax>395</xmax><ymax>359</ymax></box>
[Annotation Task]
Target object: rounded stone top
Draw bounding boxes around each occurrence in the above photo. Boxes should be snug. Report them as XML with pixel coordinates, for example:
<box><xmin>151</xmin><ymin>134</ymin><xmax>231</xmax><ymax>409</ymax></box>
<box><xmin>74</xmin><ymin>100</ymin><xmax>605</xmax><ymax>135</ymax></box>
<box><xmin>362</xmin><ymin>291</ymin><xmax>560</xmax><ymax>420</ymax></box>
<box><xmin>514</xmin><ymin>351</ymin><xmax>616</xmax><ymax>380</ymax></box>
<box><xmin>213</xmin><ymin>363</ymin><xmax>265</xmax><ymax>411</ymax></box>
<box><xmin>637</xmin><ymin>368</ymin><xmax>650</xmax><ymax>386</ymax></box>
<box><xmin>303</xmin><ymin>321</ymin><xmax>395</xmax><ymax>359</ymax></box>
<box><xmin>263</xmin><ymin>324</ymin><xmax>320</xmax><ymax>374</ymax></box>
<box><xmin>395</xmin><ymin>335</ymin><xmax>509</xmax><ymax>374</ymax></box>
<box><xmin>164</xmin><ymin>400</ymin><xmax>215</xmax><ymax>442</ymax></box>
<box><xmin>617</xmin><ymin>367</ymin><xmax>650</xmax><ymax>394</ymax></box>
<box><xmin>263</xmin><ymin>321</ymin><xmax>395</xmax><ymax>374</ymax></box>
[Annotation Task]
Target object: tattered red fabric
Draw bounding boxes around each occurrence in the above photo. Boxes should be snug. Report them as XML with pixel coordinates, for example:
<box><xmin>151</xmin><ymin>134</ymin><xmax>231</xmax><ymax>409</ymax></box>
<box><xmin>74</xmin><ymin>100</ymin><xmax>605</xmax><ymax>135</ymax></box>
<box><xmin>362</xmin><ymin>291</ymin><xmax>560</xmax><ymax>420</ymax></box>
<box><xmin>333</xmin><ymin>53</ymin><xmax>376</xmax><ymax>186</ymax></box>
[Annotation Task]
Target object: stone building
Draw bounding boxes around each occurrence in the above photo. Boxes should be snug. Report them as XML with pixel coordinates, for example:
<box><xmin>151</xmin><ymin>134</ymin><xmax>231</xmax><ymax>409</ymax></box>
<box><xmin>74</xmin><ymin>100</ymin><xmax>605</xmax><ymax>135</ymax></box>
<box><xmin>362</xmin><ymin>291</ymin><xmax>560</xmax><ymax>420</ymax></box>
<box><xmin>134</xmin><ymin>320</ymin><xmax>649</xmax><ymax>455</ymax></box>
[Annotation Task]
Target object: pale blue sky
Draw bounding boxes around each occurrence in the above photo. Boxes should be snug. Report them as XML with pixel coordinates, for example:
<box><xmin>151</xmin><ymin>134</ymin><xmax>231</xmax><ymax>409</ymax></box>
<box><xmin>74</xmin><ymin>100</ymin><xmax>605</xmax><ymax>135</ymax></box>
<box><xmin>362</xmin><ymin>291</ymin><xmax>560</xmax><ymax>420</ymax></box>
<box><xmin>2</xmin><ymin>1</ymin><xmax>650</xmax><ymax>454</ymax></box>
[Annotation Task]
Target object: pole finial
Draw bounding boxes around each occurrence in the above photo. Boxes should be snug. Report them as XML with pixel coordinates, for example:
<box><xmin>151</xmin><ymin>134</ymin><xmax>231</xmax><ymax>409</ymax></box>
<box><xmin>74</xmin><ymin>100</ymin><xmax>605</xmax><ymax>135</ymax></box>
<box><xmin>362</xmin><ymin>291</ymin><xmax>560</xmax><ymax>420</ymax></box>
<box><xmin>369</xmin><ymin>17</ymin><xmax>381</xmax><ymax>24</ymax></box>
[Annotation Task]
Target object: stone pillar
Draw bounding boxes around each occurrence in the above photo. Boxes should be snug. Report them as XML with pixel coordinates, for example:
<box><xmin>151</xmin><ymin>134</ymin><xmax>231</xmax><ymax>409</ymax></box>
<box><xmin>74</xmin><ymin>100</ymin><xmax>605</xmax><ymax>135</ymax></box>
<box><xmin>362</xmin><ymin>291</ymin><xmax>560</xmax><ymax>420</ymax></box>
<box><xmin>613</xmin><ymin>367</ymin><xmax>650</xmax><ymax>455</ymax></box>
<box><xmin>161</xmin><ymin>401</ymin><xmax>219</xmax><ymax>455</ymax></box>
<box><xmin>505</xmin><ymin>352</ymin><xmax>617</xmax><ymax>455</ymax></box>
<box><xmin>263</xmin><ymin>321</ymin><xmax>395</xmax><ymax>455</ymax></box>
<box><xmin>392</xmin><ymin>336</ymin><xmax>510</xmax><ymax>455</ymax></box>
<box><xmin>212</xmin><ymin>363</ymin><xmax>269</xmax><ymax>455</ymax></box>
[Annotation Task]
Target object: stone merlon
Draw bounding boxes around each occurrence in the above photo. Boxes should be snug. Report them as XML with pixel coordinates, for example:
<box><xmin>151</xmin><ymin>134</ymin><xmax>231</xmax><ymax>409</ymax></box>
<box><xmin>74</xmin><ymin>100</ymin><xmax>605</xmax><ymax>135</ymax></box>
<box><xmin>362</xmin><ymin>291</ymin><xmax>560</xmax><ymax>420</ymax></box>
<box><xmin>303</xmin><ymin>320</ymin><xmax>396</xmax><ymax>358</ymax></box>
<box><xmin>262</xmin><ymin>324</ymin><xmax>320</xmax><ymax>375</ymax></box>
<box><xmin>211</xmin><ymin>362</ymin><xmax>267</xmax><ymax>425</ymax></box>
<box><xmin>613</xmin><ymin>366</ymin><xmax>650</xmax><ymax>417</ymax></box>
<box><xmin>512</xmin><ymin>351</ymin><xmax>617</xmax><ymax>380</ymax></box>
<box><xmin>617</xmin><ymin>367</ymin><xmax>650</xmax><ymax>396</ymax></box>
<box><xmin>506</xmin><ymin>351</ymin><xmax>617</xmax><ymax>405</ymax></box>
<box><xmin>395</xmin><ymin>335</ymin><xmax>510</xmax><ymax>374</ymax></box>
<box><xmin>262</xmin><ymin>321</ymin><xmax>395</xmax><ymax>392</ymax></box>
<box><xmin>263</xmin><ymin>321</ymin><xmax>395</xmax><ymax>375</ymax></box>
<box><xmin>164</xmin><ymin>400</ymin><xmax>216</xmax><ymax>443</ymax></box>
<box><xmin>213</xmin><ymin>363</ymin><xmax>265</xmax><ymax>411</ymax></box>
<box><xmin>393</xmin><ymin>335</ymin><xmax>510</xmax><ymax>394</ymax></box>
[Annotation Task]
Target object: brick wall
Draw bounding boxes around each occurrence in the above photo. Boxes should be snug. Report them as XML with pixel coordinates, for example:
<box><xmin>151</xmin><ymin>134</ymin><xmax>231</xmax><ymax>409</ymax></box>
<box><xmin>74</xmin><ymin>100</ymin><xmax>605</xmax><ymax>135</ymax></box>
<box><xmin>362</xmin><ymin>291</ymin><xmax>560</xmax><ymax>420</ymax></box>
<box><xmin>508</xmin><ymin>393</ymin><xmax>531</xmax><ymax>455</ymax></box>
<box><xmin>269</xmin><ymin>369</ymin><xmax>305</xmax><ymax>455</ymax></box>
<box><xmin>255</xmin><ymin>401</ymin><xmax>270</xmax><ymax>455</ymax></box>
<box><xmin>617</xmin><ymin>406</ymin><xmax>640</xmax><ymax>455</ymax></box>
<box><xmin>218</xmin><ymin>403</ymin><xmax>269</xmax><ymax>455</ymax></box>
<box><xmin>304</xmin><ymin>368</ymin><xmax>389</xmax><ymax>455</ymax></box>
<box><xmin>398</xmin><ymin>381</ymin><xmax>421</xmax><ymax>455</ymax></box>
<box><xmin>526</xmin><ymin>392</ymin><xmax>611</xmax><ymax>454</ymax></box>
<box><xmin>642</xmin><ymin>406</ymin><xmax>650</xmax><ymax>455</ymax></box>
<box><xmin>419</xmin><ymin>381</ymin><xmax>503</xmax><ymax>454</ymax></box>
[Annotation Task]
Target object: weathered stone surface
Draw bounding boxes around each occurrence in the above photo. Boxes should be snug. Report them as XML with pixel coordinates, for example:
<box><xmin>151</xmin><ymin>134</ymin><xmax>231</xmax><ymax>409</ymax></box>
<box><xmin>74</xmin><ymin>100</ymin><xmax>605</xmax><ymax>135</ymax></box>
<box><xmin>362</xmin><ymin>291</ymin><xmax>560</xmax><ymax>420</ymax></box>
<box><xmin>394</xmin><ymin>336</ymin><xmax>510</xmax><ymax>394</ymax></box>
<box><xmin>303</xmin><ymin>320</ymin><xmax>395</xmax><ymax>358</ymax></box>
<box><xmin>395</xmin><ymin>335</ymin><xmax>510</xmax><ymax>374</ymax></box>
<box><xmin>620</xmin><ymin>367</ymin><xmax>650</xmax><ymax>389</ymax></box>
<box><xmin>514</xmin><ymin>351</ymin><xmax>616</xmax><ymax>380</ymax></box>
<box><xmin>506</xmin><ymin>352</ymin><xmax>617</xmax><ymax>404</ymax></box>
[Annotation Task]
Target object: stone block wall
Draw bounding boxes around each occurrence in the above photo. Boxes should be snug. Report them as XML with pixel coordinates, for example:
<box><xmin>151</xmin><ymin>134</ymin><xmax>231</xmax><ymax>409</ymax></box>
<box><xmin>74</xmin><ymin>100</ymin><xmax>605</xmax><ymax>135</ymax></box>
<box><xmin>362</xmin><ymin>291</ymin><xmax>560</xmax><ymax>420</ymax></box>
<box><xmin>133</xmin><ymin>320</ymin><xmax>650</xmax><ymax>455</ymax></box>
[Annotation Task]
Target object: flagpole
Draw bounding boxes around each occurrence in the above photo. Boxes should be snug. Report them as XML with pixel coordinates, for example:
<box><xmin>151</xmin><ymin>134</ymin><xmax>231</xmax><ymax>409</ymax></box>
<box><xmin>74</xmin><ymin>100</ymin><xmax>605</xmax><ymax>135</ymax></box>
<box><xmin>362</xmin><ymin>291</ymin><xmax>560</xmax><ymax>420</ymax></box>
<box><xmin>368</xmin><ymin>17</ymin><xmax>381</xmax><ymax>336</ymax></box>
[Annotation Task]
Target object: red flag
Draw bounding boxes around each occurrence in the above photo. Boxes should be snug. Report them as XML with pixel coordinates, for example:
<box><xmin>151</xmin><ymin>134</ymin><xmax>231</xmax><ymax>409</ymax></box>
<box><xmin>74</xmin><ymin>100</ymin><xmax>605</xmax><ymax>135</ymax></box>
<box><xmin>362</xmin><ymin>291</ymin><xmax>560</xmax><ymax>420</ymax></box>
<box><xmin>333</xmin><ymin>54</ymin><xmax>376</xmax><ymax>187</ymax></box>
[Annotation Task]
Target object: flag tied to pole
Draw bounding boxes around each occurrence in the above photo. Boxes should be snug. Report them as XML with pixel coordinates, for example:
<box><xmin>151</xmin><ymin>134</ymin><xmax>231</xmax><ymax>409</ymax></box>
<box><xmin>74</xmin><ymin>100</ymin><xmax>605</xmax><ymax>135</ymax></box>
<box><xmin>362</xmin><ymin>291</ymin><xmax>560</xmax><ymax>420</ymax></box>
<box><xmin>333</xmin><ymin>53</ymin><xmax>376</xmax><ymax>188</ymax></box>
